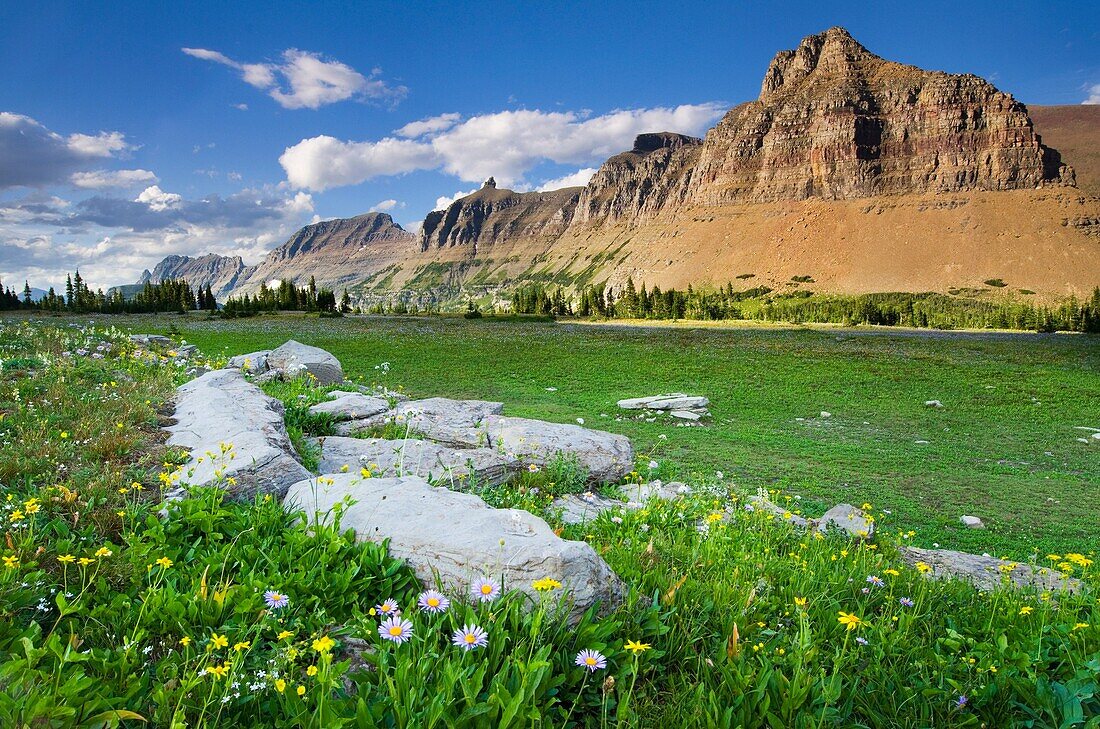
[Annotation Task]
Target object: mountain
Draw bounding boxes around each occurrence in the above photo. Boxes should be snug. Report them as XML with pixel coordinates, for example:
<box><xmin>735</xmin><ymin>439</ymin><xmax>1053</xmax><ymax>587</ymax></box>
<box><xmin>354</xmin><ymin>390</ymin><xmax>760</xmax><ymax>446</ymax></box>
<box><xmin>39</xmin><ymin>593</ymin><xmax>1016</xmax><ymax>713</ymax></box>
<box><xmin>140</xmin><ymin>253</ymin><xmax>249</xmax><ymax>299</ymax></box>
<box><xmin>136</xmin><ymin>27</ymin><xmax>1100</xmax><ymax>304</ymax></box>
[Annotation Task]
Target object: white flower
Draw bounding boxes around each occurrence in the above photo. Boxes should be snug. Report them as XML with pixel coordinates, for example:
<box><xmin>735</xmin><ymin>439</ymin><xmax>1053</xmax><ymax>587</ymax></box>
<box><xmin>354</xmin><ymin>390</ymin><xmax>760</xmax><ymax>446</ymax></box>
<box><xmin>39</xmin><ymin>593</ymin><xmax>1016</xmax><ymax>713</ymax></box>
<box><xmin>648</xmin><ymin>460</ymin><xmax>659</xmax><ymax>470</ymax></box>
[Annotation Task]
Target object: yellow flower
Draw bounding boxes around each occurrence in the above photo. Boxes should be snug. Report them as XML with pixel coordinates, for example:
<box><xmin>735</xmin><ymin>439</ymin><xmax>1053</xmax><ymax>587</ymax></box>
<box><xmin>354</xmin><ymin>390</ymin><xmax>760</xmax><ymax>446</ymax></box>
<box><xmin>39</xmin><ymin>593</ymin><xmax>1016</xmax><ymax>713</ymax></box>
<box><xmin>884</xmin><ymin>569</ymin><xmax>900</xmax><ymax>576</ymax></box>
<box><xmin>206</xmin><ymin>663</ymin><xmax>229</xmax><ymax>679</ymax></box>
<box><xmin>2</xmin><ymin>555</ymin><xmax>18</xmax><ymax>569</ymax></box>
<box><xmin>233</xmin><ymin>641</ymin><xmax>251</xmax><ymax>652</ymax></box>
<box><xmin>94</xmin><ymin>547</ymin><xmax>112</xmax><ymax>558</ymax></box>
<box><xmin>306</xmin><ymin>665</ymin><xmax>318</xmax><ymax>676</ymax></box>
<box><xmin>1018</xmin><ymin>606</ymin><xmax>1034</xmax><ymax>616</ymax></box>
<box><xmin>179</xmin><ymin>636</ymin><xmax>191</xmax><ymax>647</ymax></box>
<box><xmin>624</xmin><ymin>639</ymin><xmax>652</xmax><ymax>655</ymax></box>
<box><xmin>277</xmin><ymin>630</ymin><xmax>293</xmax><ymax>640</ymax></box>
<box><xmin>210</xmin><ymin>633</ymin><xmax>229</xmax><ymax>649</ymax></box>
<box><xmin>340</xmin><ymin>464</ymin><xmax>349</xmax><ymax>473</ymax></box>
<box><xmin>837</xmin><ymin>611</ymin><xmax>864</xmax><ymax>631</ymax></box>
<box><xmin>860</xmin><ymin>503</ymin><xmax>872</xmax><ymax>511</ymax></box>
<box><xmin>312</xmin><ymin>636</ymin><xmax>334</xmax><ymax>653</ymax></box>
<box><xmin>705</xmin><ymin>511</ymin><xmax>724</xmax><ymax>524</ymax></box>
<box><xmin>78</xmin><ymin>557</ymin><xmax>95</xmax><ymax>566</ymax></box>
<box><xmin>24</xmin><ymin>502</ymin><xmax>40</xmax><ymax>515</ymax></box>
<box><xmin>296</xmin><ymin>685</ymin><xmax>306</xmax><ymax>696</ymax></box>
<box><xmin>275</xmin><ymin>678</ymin><xmax>286</xmax><ymax>693</ymax></box>
<box><xmin>155</xmin><ymin>557</ymin><xmax>173</xmax><ymax>569</ymax></box>
<box><xmin>10</xmin><ymin>510</ymin><xmax>24</xmax><ymax>522</ymax></box>
<box><xmin>60</xmin><ymin>431</ymin><xmax>69</xmax><ymax>439</ymax></box>
<box><xmin>58</xmin><ymin>554</ymin><xmax>76</xmax><ymax>564</ymax></box>
<box><xmin>915</xmin><ymin>562</ymin><xmax>932</xmax><ymax>574</ymax></box>
<box><xmin>360</xmin><ymin>467</ymin><xmax>372</xmax><ymax>478</ymax></box>
<box><xmin>287</xmin><ymin>648</ymin><xmax>299</xmax><ymax>660</ymax></box>
<box><xmin>532</xmin><ymin>577</ymin><xmax>562</xmax><ymax>592</ymax></box>
<box><xmin>794</xmin><ymin>597</ymin><xmax>808</xmax><ymax>609</ymax></box>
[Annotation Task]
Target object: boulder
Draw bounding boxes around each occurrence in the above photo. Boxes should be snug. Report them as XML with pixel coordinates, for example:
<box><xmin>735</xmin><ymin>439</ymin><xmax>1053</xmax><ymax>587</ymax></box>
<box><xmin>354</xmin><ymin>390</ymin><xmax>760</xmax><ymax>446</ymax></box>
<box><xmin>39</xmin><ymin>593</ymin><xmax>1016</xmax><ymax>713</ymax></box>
<box><xmin>960</xmin><ymin>515</ymin><xmax>985</xmax><ymax>529</ymax></box>
<box><xmin>284</xmin><ymin>474</ymin><xmax>624</xmax><ymax>622</ymax></box>
<box><xmin>484</xmin><ymin>416</ymin><xmax>634</xmax><ymax>484</ymax></box>
<box><xmin>552</xmin><ymin>493</ymin><xmax>629</xmax><ymax>525</ymax></box>
<box><xmin>130</xmin><ymin>334</ymin><xmax>173</xmax><ymax>348</ymax></box>
<box><xmin>394</xmin><ymin>398</ymin><xmax>502</xmax><ymax>448</ymax></box>
<box><xmin>267</xmin><ymin>340</ymin><xmax>343</xmax><ymax>385</ymax></box>
<box><xmin>228</xmin><ymin>350</ymin><xmax>271</xmax><ymax>374</ymax></box>
<box><xmin>898</xmin><ymin>547</ymin><xmax>1080</xmax><ymax>593</ymax></box>
<box><xmin>309</xmin><ymin>392</ymin><xmax>390</xmax><ymax>421</ymax></box>
<box><xmin>316</xmin><ymin>436</ymin><xmax>517</xmax><ymax>487</ymax></box>
<box><xmin>334</xmin><ymin>414</ymin><xmax>391</xmax><ymax>436</ymax></box>
<box><xmin>814</xmin><ymin>503</ymin><xmax>873</xmax><ymax>539</ymax></box>
<box><xmin>166</xmin><ymin>369</ymin><xmax>310</xmax><ymax>499</ymax></box>
<box><xmin>617</xmin><ymin>393</ymin><xmax>710</xmax><ymax>411</ymax></box>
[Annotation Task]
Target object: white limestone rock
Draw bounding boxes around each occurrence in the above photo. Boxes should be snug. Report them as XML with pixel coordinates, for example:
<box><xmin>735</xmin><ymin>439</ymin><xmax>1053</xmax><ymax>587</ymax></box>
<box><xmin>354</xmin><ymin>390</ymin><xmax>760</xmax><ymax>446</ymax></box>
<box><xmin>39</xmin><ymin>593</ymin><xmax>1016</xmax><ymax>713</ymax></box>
<box><xmin>316</xmin><ymin>436</ymin><xmax>517</xmax><ymax>487</ymax></box>
<box><xmin>227</xmin><ymin>350</ymin><xmax>272</xmax><ymax>374</ymax></box>
<box><xmin>309</xmin><ymin>392</ymin><xmax>390</xmax><ymax>421</ymax></box>
<box><xmin>898</xmin><ymin>547</ymin><xmax>1080</xmax><ymax>593</ymax></box>
<box><xmin>267</xmin><ymin>340</ymin><xmax>344</xmax><ymax>385</ymax></box>
<box><xmin>617</xmin><ymin>393</ymin><xmax>710</xmax><ymax>411</ymax></box>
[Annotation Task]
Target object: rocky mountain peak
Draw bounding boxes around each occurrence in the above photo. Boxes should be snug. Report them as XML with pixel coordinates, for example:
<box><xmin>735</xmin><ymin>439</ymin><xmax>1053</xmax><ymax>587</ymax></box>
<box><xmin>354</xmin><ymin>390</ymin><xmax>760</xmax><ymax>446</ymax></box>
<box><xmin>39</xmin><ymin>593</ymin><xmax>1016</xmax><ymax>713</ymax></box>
<box><xmin>760</xmin><ymin>26</ymin><xmax>872</xmax><ymax>100</ymax></box>
<box><xmin>483</xmin><ymin>177</ymin><xmax>497</xmax><ymax>189</ymax></box>
<box><xmin>631</xmin><ymin>132</ymin><xmax>701</xmax><ymax>154</ymax></box>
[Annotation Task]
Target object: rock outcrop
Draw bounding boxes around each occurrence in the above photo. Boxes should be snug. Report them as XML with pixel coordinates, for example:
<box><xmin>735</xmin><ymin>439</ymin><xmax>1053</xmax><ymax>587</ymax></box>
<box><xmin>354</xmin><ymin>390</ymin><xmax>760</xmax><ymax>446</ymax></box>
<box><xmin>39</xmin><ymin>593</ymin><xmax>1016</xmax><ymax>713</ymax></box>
<box><xmin>284</xmin><ymin>474</ymin><xmax>625</xmax><ymax>621</ymax></box>
<box><xmin>265</xmin><ymin>340</ymin><xmax>344</xmax><ymax>385</ymax></box>
<box><xmin>898</xmin><ymin>546</ymin><xmax>1079</xmax><ymax>593</ymax></box>
<box><xmin>140</xmin><ymin>253</ymin><xmax>250</xmax><ymax>300</ymax></box>
<box><xmin>688</xmin><ymin>27</ymin><xmax>1073</xmax><ymax>206</ymax></box>
<box><xmin>316</xmin><ymin>436</ymin><xmax>517</xmax><ymax>487</ymax></box>
<box><xmin>165</xmin><ymin>369</ymin><xmax>311</xmax><ymax>499</ymax></box>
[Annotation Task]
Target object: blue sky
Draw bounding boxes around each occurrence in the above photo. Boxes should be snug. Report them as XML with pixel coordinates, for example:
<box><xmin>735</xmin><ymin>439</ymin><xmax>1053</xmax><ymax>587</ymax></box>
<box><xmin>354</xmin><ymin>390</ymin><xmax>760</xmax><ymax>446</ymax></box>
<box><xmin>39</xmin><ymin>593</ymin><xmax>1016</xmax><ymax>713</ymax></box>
<box><xmin>2</xmin><ymin>0</ymin><xmax>1098</xmax><ymax>291</ymax></box>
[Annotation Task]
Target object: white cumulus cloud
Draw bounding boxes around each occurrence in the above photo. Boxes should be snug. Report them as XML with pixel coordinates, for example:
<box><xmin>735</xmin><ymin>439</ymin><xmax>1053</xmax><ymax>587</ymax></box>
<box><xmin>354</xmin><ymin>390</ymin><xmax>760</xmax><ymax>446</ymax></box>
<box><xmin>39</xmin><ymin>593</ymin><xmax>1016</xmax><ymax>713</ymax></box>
<box><xmin>279</xmin><ymin>103</ymin><xmax>725</xmax><ymax>190</ymax></box>
<box><xmin>433</xmin><ymin>188</ymin><xmax>478</xmax><ymax>211</ymax></box>
<box><xmin>1084</xmin><ymin>83</ymin><xmax>1100</xmax><ymax>104</ymax></box>
<box><xmin>71</xmin><ymin>169</ymin><xmax>158</xmax><ymax>189</ymax></box>
<box><xmin>396</xmin><ymin>113</ymin><xmax>462</xmax><ymax>138</ymax></box>
<box><xmin>135</xmin><ymin>185</ymin><xmax>183</xmax><ymax>211</ymax></box>
<box><xmin>182</xmin><ymin>47</ymin><xmax>406</xmax><ymax>110</ymax></box>
<box><xmin>370</xmin><ymin>199</ymin><xmax>404</xmax><ymax>212</ymax></box>
<box><xmin>536</xmin><ymin>167</ymin><xmax>597</xmax><ymax>191</ymax></box>
<box><xmin>0</xmin><ymin>112</ymin><xmax>133</xmax><ymax>189</ymax></box>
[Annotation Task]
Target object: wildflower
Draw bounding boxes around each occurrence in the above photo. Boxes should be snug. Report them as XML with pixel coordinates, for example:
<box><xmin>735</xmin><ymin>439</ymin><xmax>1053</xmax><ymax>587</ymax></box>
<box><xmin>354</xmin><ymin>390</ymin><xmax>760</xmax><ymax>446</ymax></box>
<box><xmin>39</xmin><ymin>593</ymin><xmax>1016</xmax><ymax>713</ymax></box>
<box><xmin>312</xmin><ymin>636</ymin><xmax>334</xmax><ymax>653</ymax></box>
<box><xmin>306</xmin><ymin>665</ymin><xmax>318</xmax><ymax>676</ymax></box>
<box><xmin>264</xmin><ymin>591</ymin><xmax>290</xmax><ymax>610</ymax></box>
<box><xmin>275</xmin><ymin>679</ymin><xmax>286</xmax><ymax>693</ymax></box>
<box><xmin>360</xmin><ymin>467</ymin><xmax>372</xmax><ymax>478</ymax></box>
<box><xmin>899</xmin><ymin>597</ymin><xmax>914</xmax><ymax>607</ymax></box>
<box><xmin>1019</xmin><ymin>606</ymin><xmax>1034</xmax><ymax>616</ymax></box>
<box><xmin>94</xmin><ymin>547</ymin><xmax>112</xmax><ymax>558</ymax></box>
<box><xmin>452</xmin><ymin>623</ymin><xmax>489</xmax><ymax>651</ymax></box>
<box><xmin>296</xmin><ymin>685</ymin><xmax>306</xmax><ymax>696</ymax></box>
<box><xmin>417</xmin><ymin>590</ymin><xmax>450</xmax><ymax>613</ymax></box>
<box><xmin>884</xmin><ymin>569</ymin><xmax>900</xmax><ymax>576</ymax></box>
<box><xmin>648</xmin><ymin>460</ymin><xmax>659</xmax><ymax>470</ymax></box>
<box><xmin>861</xmin><ymin>503</ymin><xmax>873</xmax><ymax>511</ymax></box>
<box><xmin>915</xmin><ymin>562</ymin><xmax>932</xmax><ymax>574</ymax></box>
<box><xmin>855</xmin><ymin>637</ymin><xmax>869</xmax><ymax>646</ymax></box>
<box><xmin>206</xmin><ymin>663</ymin><xmax>230</xmax><ymax>679</ymax></box>
<box><xmin>794</xmin><ymin>597</ymin><xmax>808</xmax><ymax>609</ymax></box>
<box><xmin>378</xmin><ymin>616</ymin><xmax>414</xmax><ymax>645</ymax></box>
<box><xmin>624</xmin><ymin>640</ymin><xmax>651</xmax><ymax>655</ymax></box>
<box><xmin>277</xmin><ymin>630</ymin><xmax>293</xmax><ymax>640</ymax></box>
<box><xmin>210</xmin><ymin>633</ymin><xmax>229</xmax><ymax>649</ymax></box>
<box><xmin>532</xmin><ymin>577</ymin><xmax>562</xmax><ymax>592</ymax></box>
<box><xmin>340</xmin><ymin>464</ymin><xmax>349</xmax><ymax>473</ymax></box>
<box><xmin>180</xmin><ymin>636</ymin><xmax>191</xmax><ymax>647</ymax></box>
<box><xmin>955</xmin><ymin>695</ymin><xmax>968</xmax><ymax>709</ymax></box>
<box><xmin>837</xmin><ymin>612</ymin><xmax>864</xmax><ymax>631</ymax></box>
<box><xmin>155</xmin><ymin>557</ymin><xmax>173</xmax><ymax>569</ymax></box>
<box><xmin>1073</xmin><ymin>623</ymin><xmax>1089</xmax><ymax>631</ymax></box>
<box><xmin>706</xmin><ymin>511</ymin><xmax>724</xmax><ymax>524</ymax></box>
<box><xmin>376</xmin><ymin>598</ymin><xmax>400</xmax><ymax>615</ymax></box>
<box><xmin>2</xmin><ymin>555</ymin><xmax>18</xmax><ymax>569</ymax></box>
<box><xmin>60</xmin><ymin>431</ymin><xmax>69</xmax><ymax>439</ymax></box>
<box><xmin>233</xmin><ymin>641</ymin><xmax>251</xmax><ymax>652</ymax></box>
<box><xmin>575</xmin><ymin>649</ymin><xmax>607</xmax><ymax>672</ymax></box>
<box><xmin>24</xmin><ymin>501</ymin><xmax>40</xmax><ymax>515</ymax></box>
<box><xmin>866</xmin><ymin>575</ymin><xmax>884</xmax><ymax>587</ymax></box>
<box><xmin>78</xmin><ymin>557</ymin><xmax>94</xmax><ymax>566</ymax></box>
<box><xmin>471</xmin><ymin>577</ymin><xmax>500</xmax><ymax>602</ymax></box>
<box><xmin>58</xmin><ymin>554</ymin><xmax>76</xmax><ymax>564</ymax></box>
<box><xmin>527</xmin><ymin>464</ymin><xmax>541</xmax><ymax>473</ymax></box>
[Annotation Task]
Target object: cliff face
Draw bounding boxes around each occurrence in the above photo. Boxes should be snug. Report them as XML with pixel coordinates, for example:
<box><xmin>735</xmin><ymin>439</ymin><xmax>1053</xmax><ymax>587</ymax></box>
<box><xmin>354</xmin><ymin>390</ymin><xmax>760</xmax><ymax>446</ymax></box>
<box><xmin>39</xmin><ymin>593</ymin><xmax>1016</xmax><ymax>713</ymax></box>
<box><xmin>569</xmin><ymin>132</ymin><xmax>703</xmax><ymax>228</ymax></box>
<box><xmin>419</xmin><ymin>179</ymin><xmax>581</xmax><ymax>254</ymax></box>
<box><xmin>233</xmin><ymin>213</ymin><xmax>416</xmax><ymax>294</ymax></box>
<box><xmin>141</xmin><ymin>253</ymin><xmax>248</xmax><ymax>299</ymax></box>
<box><xmin>688</xmin><ymin>27</ymin><xmax>1073</xmax><ymax>205</ymax></box>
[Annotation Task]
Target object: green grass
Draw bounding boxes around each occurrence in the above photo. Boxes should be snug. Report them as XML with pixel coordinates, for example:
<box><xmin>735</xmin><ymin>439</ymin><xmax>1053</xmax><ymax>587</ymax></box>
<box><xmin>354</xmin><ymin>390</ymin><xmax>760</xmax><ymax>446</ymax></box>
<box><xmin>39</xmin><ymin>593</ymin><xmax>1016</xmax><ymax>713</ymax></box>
<box><xmin>117</xmin><ymin>312</ymin><xmax>1100</xmax><ymax>560</ymax></box>
<box><xmin>2</xmin><ymin>319</ymin><xmax>1098</xmax><ymax>727</ymax></box>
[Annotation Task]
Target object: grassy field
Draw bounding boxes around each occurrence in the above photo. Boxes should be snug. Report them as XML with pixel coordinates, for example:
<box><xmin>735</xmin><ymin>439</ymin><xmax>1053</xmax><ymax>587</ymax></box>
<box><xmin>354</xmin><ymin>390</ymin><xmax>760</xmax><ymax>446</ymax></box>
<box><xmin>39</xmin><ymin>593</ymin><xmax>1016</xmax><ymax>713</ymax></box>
<box><xmin>98</xmin><ymin>311</ymin><xmax>1100</xmax><ymax>559</ymax></box>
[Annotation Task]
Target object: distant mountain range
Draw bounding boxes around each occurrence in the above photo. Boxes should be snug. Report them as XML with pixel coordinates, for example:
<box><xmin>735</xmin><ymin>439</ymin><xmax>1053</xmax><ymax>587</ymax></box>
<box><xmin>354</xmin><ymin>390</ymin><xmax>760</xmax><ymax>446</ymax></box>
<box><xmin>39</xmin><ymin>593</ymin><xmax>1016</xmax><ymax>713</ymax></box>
<box><xmin>128</xmin><ymin>27</ymin><xmax>1100</xmax><ymax>306</ymax></box>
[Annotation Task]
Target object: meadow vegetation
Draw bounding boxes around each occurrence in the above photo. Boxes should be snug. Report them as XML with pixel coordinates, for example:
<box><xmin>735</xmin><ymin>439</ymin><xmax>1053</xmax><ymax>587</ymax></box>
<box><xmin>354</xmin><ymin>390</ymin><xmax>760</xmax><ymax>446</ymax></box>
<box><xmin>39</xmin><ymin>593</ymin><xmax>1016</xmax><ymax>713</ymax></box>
<box><xmin>1</xmin><ymin>318</ymin><xmax>1097</xmax><ymax>727</ymax></box>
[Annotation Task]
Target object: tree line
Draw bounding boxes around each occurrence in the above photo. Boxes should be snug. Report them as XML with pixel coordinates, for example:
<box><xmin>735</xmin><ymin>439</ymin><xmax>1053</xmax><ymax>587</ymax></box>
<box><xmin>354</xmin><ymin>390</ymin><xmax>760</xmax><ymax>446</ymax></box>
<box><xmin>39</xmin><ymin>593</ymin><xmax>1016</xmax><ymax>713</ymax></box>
<box><xmin>511</xmin><ymin>279</ymin><xmax>1100</xmax><ymax>333</ymax></box>
<box><xmin>0</xmin><ymin>272</ymin><xmax>216</xmax><ymax>314</ymax></box>
<box><xmin>219</xmin><ymin>277</ymin><xmax>346</xmax><ymax>317</ymax></box>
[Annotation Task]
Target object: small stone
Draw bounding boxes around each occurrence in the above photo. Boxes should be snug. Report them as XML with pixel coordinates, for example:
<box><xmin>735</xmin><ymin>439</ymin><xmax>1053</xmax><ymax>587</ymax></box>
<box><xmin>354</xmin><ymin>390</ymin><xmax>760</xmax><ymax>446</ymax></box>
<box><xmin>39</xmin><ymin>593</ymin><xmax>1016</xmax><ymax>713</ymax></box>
<box><xmin>924</xmin><ymin>400</ymin><xmax>943</xmax><ymax>408</ymax></box>
<box><xmin>960</xmin><ymin>515</ymin><xmax>985</xmax><ymax>529</ymax></box>
<box><xmin>670</xmin><ymin>410</ymin><xmax>701</xmax><ymax>421</ymax></box>
<box><xmin>820</xmin><ymin>411</ymin><xmax>832</xmax><ymax>418</ymax></box>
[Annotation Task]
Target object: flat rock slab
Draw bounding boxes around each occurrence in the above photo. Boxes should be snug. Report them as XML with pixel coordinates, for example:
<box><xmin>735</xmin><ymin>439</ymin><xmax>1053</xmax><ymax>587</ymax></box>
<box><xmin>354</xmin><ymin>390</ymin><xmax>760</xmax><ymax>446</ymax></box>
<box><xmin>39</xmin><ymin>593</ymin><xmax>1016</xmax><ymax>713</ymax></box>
<box><xmin>394</xmin><ymin>398</ymin><xmax>503</xmax><ymax>448</ymax></box>
<box><xmin>166</xmin><ymin>369</ymin><xmax>310</xmax><ymax>499</ymax></box>
<box><xmin>484</xmin><ymin>416</ymin><xmax>634</xmax><ymax>484</ymax></box>
<box><xmin>268</xmin><ymin>340</ymin><xmax>344</xmax><ymax>385</ymax></box>
<box><xmin>552</xmin><ymin>480</ymin><xmax>692</xmax><ymax>525</ymax></box>
<box><xmin>814</xmin><ymin>503</ymin><xmax>874</xmax><ymax>539</ymax></box>
<box><xmin>617</xmin><ymin>394</ymin><xmax>710</xmax><ymax>411</ymax></box>
<box><xmin>898</xmin><ymin>547</ymin><xmax>1080</xmax><ymax>593</ymax></box>
<box><xmin>309</xmin><ymin>393</ymin><xmax>390</xmax><ymax>421</ymax></box>
<box><xmin>317</xmin><ymin>436</ymin><xmax>516</xmax><ymax>487</ymax></box>
<box><xmin>228</xmin><ymin>350</ymin><xmax>271</xmax><ymax>374</ymax></box>
<box><xmin>284</xmin><ymin>474</ymin><xmax>624</xmax><ymax>622</ymax></box>
<box><xmin>130</xmin><ymin>334</ymin><xmax>173</xmax><ymax>348</ymax></box>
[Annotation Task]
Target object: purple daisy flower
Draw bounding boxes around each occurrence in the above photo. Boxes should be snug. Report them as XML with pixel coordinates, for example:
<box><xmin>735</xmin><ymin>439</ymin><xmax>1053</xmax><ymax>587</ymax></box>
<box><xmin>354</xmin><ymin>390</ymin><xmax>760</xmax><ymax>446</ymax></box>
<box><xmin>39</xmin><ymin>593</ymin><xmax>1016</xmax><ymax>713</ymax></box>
<box><xmin>955</xmin><ymin>694</ymin><xmax>968</xmax><ymax>709</ymax></box>
<box><xmin>899</xmin><ymin>597</ymin><xmax>914</xmax><ymax>607</ymax></box>
<box><xmin>471</xmin><ymin>577</ymin><xmax>500</xmax><ymax>603</ymax></box>
<box><xmin>417</xmin><ymin>590</ymin><xmax>450</xmax><ymax>614</ymax></box>
<box><xmin>375</xmin><ymin>598</ymin><xmax>400</xmax><ymax>616</ymax></box>
<box><xmin>263</xmin><ymin>590</ymin><xmax>289</xmax><ymax>609</ymax></box>
<box><xmin>378</xmin><ymin>616</ymin><xmax>414</xmax><ymax>644</ymax></box>
<box><xmin>866</xmin><ymin>575</ymin><xmax>884</xmax><ymax>587</ymax></box>
<box><xmin>575</xmin><ymin>649</ymin><xmax>607</xmax><ymax>672</ymax></box>
<box><xmin>451</xmin><ymin>624</ymin><xmax>489</xmax><ymax>651</ymax></box>
<box><xmin>856</xmin><ymin>637</ymin><xmax>869</xmax><ymax>646</ymax></box>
